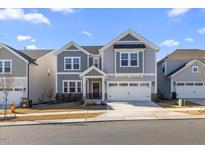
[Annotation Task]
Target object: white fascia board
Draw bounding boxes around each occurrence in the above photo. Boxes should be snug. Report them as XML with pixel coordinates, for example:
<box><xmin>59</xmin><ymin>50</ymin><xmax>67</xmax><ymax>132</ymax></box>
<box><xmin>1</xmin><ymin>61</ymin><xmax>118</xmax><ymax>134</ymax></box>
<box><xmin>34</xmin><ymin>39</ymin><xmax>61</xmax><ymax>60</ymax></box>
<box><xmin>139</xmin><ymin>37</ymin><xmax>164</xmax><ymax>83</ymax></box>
<box><xmin>80</xmin><ymin>65</ymin><xmax>107</xmax><ymax>77</ymax></box>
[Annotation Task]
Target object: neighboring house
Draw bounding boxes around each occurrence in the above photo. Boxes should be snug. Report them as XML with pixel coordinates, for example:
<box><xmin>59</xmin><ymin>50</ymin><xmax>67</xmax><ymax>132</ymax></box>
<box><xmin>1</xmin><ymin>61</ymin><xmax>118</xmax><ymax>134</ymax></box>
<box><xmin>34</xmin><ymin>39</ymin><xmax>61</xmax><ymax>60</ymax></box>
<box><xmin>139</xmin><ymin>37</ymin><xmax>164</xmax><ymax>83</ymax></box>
<box><xmin>158</xmin><ymin>49</ymin><xmax>205</xmax><ymax>99</ymax></box>
<box><xmin>55</xmin><ymin>29</ymin><xmax>159</xmax><ymax>101</ymax></box>
<box><xmin>0</xmin><ymin>43</ymin><xmax>56</xmax><ymax>104</ymax></box>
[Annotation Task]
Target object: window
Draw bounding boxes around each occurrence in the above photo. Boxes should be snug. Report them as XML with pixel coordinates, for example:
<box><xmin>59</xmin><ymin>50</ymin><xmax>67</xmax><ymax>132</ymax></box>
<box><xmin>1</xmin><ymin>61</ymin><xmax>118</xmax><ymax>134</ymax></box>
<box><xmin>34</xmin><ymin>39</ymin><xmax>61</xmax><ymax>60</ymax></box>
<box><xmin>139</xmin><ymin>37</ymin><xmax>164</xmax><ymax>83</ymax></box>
<box><xmin>121</xmin><ymin>53</ymin><xmax>128</xmax><ymax>66</ymax></box>
<box><xmin>119</xmin><ymin>83</ymin><xmax>128</xmax><ymax>86</ymax></box>
<box><xmin>93</xmin><ymin>57</ymin><xmax>99</xmax><ymax>68</ymax></box>
<box><xmin>195</xmin><ymin>83</ymin><xmax>203</xmax><ymax>86</ymax></box>
<box><xmin>130</xmin><ymin>83</ymin><xmax>138</xmax><ymax>86</ymax></box>
<box><xmin>130</xmin><ymin>53</ymin><xmax>138</xmax><ymax>66</ymax></box>
<box><xmin>0</xmin><ymin>60</ymin><xmax>12</xmax><ymax>74</ymax></box>
<box><xmin>109</xmin><ymin>83</ymin><xmax>118</xmax><ymax>87</ymax></box>
<box><xmin>120</xmin><ymin>52</ymin><xmax>139</xmax><ymax>67</ymax></box>
<box><xmin>69</xmin><ymin>82</ymin><xmax>76</xmax><ymax>93</ymax></box>
<box><xmin>192</xmin><ymin>66</ymin><xmax>199</xmax><ymax>73</ymax></box>
<box><xmin>64</xmin><ymin>57</ymin><xmax>80</xmax><ymax>70</ymax></box>
<box><xmin>177</xmin><ymin>83</ymin><xmax>185</xmax><ymax>86</ymax></box>
<box><xmin>63</xmin><ymin>81</ymin><xmax>81</xmax><ymax>93</ymax></box>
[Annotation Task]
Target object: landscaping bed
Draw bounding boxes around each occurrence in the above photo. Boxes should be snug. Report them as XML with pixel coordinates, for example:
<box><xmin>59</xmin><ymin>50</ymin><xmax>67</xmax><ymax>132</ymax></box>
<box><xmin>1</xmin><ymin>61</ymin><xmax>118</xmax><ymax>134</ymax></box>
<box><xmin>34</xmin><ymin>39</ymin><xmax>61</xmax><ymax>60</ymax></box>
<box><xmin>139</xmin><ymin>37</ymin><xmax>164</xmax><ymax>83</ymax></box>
<box><xmin>0</xmin><ymin>102</ymin><xmax>107</xmax><ymax>115</ymax></box>
<box><xmin>156</xmin><ymin>99</ymin><xmax>203</xmax><ymax>108</ymax></box>
<box><xmin>0</xmin><ymin>112</ymin><xmax>103</xmax><ymax>122</ymax></box>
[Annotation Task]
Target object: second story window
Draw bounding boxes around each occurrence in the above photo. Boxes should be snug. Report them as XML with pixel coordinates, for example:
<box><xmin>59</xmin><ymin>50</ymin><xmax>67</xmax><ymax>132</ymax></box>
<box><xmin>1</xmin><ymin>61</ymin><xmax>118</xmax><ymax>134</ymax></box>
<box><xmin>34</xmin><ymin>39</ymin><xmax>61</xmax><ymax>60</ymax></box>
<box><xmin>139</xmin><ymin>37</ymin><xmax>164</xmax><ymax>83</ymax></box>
<box><xmin>64</xmin><ymin>57</ymin><xmax>80</xmax><ymax>70</ymax></box>
<box><xmin>120</xmin><ymin>52</ymin><xmax>138</xmax><ymax>67</ymax></box>
<box><xmin>121</xmin><ymin>53</ymin><xmax>129</xmax><ymax>66</ymax></box>
<box><xmin>0</xmin><ymin>60</ymin><xmax>12</xmax><ymax>74</ymax></box>
<box><xmin>93</xmin><ymin>57</ymin><xmax>99</xmax><ymax>68</ymax></box>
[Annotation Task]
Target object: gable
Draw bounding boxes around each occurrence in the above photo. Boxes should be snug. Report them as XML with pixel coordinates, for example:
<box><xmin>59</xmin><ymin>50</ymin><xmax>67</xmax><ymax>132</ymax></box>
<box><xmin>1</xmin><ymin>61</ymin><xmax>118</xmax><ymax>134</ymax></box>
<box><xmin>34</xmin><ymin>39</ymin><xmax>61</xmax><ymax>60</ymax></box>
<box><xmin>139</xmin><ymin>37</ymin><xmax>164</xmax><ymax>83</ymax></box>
<box><xmin>66</xmin><ymin>45</ymin><xmax>79</xmax><ymax>50</ymax></box>
<box><xmin>119</xmin><ymin>34</ymin><xmax>139</xmax><ymax>41</ymax></box>
<box><xmin>84</xmin><ymin>69</ymin><xmax>104</xmax><ymax>76</ymax></box>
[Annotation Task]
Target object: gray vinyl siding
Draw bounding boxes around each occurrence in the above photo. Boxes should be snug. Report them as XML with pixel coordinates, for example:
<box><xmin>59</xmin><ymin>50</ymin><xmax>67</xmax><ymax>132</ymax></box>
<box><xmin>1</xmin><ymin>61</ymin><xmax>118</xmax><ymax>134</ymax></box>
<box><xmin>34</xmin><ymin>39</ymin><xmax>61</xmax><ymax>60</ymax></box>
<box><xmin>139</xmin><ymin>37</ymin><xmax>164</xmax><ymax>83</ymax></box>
<box><xmin>57</xmin><ymin>50</ymin><xmax>88</xmax><ymax>72</ymax></box>
<box><xmin>103</xmin><ymin>45</ymin><xmax>115</xmax><ymax>74</ymax></box>
<box><xmin>157</xmin><ymin>61</ymin><xmax>171</xmax><ymax>98</ymax></box>
<box><xmin>116</xmin><ymin>52</ymin><xmax>143</xmax><ymax>73</ymax></box>
<box><xmin>0</xmin><ymin>47</ymin><xmax>27</xmax><ymax>77</ymax></box>
<box><xmin>85</xmin><ymin>69</ymin><xmax>103</xmax><ymax>76</ymax></box>
<box><xmin>173</xmin><ymin>61</ymin><xmax>203</xmax><ymax>81</ymax></box>
<box><xmin>57</xmin><ymin>74</ymin><xmax>81</xmax><ymax>93</ymax></box>
<box><xmin>144</xmin><ymin>45</ymin><xmax>155</xmax><ymax>73</ymax></box>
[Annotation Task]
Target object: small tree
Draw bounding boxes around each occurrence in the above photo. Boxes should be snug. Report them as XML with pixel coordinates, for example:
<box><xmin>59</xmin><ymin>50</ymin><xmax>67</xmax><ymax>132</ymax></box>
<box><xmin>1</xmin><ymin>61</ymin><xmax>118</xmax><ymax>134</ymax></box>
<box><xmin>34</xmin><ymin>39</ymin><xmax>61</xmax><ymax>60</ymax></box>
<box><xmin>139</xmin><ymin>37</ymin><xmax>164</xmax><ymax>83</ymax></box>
<box><xmin>0</xmin><ymin>75</ymin><xmax>14</xmax><ymax>118</ymax></box>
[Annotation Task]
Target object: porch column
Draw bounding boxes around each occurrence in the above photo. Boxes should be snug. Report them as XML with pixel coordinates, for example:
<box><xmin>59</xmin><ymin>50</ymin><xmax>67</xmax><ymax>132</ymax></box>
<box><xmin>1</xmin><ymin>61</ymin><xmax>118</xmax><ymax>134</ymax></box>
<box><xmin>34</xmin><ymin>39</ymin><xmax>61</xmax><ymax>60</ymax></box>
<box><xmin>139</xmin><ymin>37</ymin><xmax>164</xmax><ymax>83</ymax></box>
<box><xmin>102</xmin><ymin>77</ymin><xmax>105</xmax><ymax>101</ymax></box>
<box><xmin>83</xmin><ymin>77</ymin><xmax>86</xmax><ymax>99</ymax></box>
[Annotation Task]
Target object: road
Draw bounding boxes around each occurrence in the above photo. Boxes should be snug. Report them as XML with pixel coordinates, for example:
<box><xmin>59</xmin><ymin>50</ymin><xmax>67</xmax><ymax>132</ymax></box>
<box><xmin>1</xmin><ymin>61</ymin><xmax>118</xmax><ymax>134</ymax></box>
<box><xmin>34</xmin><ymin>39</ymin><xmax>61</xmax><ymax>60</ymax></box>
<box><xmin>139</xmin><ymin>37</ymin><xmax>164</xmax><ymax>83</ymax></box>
<box><xmin>1</xmin><ymin>119</ymin><xmax>205</xmax><ymax>144</ymax></box>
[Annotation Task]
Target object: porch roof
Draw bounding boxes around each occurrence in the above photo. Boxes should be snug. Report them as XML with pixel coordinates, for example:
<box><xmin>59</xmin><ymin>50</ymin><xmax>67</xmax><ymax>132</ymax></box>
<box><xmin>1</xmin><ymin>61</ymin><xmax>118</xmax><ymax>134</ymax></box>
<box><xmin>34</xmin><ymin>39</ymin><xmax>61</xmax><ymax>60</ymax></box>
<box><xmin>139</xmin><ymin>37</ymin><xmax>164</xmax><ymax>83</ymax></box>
<box><xmin>80</xmin><ymin>66</ymin><xmax>107</xmax><ymax>78</ymax></box>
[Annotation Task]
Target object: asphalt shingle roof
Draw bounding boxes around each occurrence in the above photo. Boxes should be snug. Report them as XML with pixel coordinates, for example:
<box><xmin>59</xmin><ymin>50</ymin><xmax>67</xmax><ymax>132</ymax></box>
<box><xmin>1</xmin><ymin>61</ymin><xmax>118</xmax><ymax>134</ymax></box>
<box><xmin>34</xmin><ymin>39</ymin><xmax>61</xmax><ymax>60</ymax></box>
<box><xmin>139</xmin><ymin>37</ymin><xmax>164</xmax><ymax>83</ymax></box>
<box><xmin>81</xmin><ymin>46</ymin><xmax>103</xmax><ymax>55</ymax></box>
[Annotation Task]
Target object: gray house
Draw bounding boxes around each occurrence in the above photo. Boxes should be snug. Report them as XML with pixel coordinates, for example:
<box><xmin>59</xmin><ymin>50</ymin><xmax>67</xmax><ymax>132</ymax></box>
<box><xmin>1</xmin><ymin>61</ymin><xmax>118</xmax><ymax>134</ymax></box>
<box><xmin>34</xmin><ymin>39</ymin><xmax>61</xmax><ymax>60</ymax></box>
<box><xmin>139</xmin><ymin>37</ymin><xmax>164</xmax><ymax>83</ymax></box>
<box><xmin>55</xmin><ymin>29</ymin><xmax>159</xmax><ymax>101</ymax></box>
<box><xmin>0</xmin><ymin>43</ymin><xmax>56</xmax><ymax>104</ymax></box>
<box><xmin>158</xmin><ymin>49</ymin><xmax>205</xmax><ymax>99</ymax></box>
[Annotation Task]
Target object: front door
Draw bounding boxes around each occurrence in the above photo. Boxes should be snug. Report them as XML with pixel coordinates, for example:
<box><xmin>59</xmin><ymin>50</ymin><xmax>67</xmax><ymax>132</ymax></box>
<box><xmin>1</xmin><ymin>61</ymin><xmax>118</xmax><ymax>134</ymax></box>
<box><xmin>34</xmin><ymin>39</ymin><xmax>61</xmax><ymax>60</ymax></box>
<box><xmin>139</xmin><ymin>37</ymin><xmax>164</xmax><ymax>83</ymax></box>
<box><xmin>92</xmin><ymin>83</ymin><xmax>100</xmax><ymax>99</ymax></box>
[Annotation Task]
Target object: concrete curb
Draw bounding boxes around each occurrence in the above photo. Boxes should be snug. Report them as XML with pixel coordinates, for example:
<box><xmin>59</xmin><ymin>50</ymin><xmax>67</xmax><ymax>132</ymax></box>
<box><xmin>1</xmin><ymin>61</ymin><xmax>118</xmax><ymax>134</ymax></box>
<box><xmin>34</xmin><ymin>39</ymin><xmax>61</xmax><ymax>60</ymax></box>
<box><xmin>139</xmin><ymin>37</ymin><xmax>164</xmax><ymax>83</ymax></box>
<box><xmin>1</xmin><ymin>115</ymin><xmax>205</xmax><ymax>127</ymax></box>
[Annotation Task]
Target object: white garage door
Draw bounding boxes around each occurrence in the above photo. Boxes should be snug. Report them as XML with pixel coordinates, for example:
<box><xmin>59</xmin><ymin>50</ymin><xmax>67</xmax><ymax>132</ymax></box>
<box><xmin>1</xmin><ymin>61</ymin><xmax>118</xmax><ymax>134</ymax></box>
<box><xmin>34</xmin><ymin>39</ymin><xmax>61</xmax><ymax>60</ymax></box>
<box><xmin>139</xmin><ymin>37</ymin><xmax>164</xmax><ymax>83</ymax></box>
<box><xmin>176</xmin><ymin>82</ymin><xmax>205</xmax><ymax>98</ymax></box>
<box><xmin>107</xmin><ymin>82</ymin><xmax>151</xmax><ymax>101</ymax></box>
<box><xmin>0</xmin><ymin>87</ymin><xmax>24</xmax><ymax>106</ymax></box>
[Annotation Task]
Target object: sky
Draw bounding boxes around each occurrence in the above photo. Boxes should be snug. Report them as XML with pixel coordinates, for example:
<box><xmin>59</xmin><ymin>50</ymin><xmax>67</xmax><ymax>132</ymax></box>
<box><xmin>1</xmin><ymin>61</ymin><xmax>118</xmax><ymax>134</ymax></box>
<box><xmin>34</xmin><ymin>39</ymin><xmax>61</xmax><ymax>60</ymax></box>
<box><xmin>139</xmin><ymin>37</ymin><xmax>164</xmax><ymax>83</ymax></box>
<box><xmin>0</xmin><ymin>8</ymin><xmax>205</xmax><ymax>60</ymax></box>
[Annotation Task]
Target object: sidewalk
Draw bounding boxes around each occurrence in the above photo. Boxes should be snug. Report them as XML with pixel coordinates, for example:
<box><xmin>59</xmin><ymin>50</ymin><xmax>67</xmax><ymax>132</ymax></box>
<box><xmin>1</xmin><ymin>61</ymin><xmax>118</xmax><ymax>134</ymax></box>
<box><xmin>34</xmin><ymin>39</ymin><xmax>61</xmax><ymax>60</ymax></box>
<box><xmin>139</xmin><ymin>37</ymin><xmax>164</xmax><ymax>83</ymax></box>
<box><xmin>1</xmin><ymin>107</ymin><xmax>205</xmax><ymax>127</ymax></box>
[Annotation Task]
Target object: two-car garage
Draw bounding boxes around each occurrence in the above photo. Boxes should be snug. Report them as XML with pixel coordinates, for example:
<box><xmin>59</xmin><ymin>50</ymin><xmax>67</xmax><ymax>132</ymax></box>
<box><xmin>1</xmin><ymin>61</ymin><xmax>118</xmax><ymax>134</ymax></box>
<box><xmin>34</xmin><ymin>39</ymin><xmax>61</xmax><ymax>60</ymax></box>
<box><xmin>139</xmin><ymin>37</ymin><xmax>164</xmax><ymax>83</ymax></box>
<box><xmin>107</xmin><ymin>81</ymin><xmax>151</xmax><ymax>101</ymax></box>
<box><xmin>176</xmin><ymin>81</ymin><xmax>205</xmax><ymax>99</ymax></box>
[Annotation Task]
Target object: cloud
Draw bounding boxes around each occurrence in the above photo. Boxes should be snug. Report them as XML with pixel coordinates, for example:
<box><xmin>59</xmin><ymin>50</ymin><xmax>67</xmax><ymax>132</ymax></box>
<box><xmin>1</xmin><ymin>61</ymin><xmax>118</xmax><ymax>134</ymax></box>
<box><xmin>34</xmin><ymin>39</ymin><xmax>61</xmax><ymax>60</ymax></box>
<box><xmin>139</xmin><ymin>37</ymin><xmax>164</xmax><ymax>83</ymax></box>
<box><xmin>81</xmin><ymin>31</ymin><xmax>93</xmax><ymax>37</ymax></box>
<box><xmin>198</xmin><ymin>27</ymin><xmax>205</xmax><ymax>34</ymax></box>
<box><xmin>168</xmin><ymin>8</ymin><xmax>191</xmax><ymax>17</ymax></box>
<box><xmin>0</xmin><ymin>8</ymin><xmax>50</xmax><ymax>25</ymax></box>
<box><xmin>160</xmin><ymin>39</ymin><xmax>179</xmax><ymax>47</ymax></box>
<box><xmin>16</xmin><ymin>35</ymin><xmax>31</xmax><ymax>42</ymax></box>
<box><xmin>50</xmin><ymin>8</ymin><xmax>75</xmax><ymax>14</ymax></box>
<box><xmin>31</xmin><ymin>39</ymin><xmax>36</xmax><ymax>42</ymax></box>
<box><xmin>185</xmin><ymin>37</ymin><xmax>195</xmax><ymax>42</ymax></box>
<box><xmin>26</xmin><ymin>45</ymin><xmax>38</xmax><ymax>50</ymax></box>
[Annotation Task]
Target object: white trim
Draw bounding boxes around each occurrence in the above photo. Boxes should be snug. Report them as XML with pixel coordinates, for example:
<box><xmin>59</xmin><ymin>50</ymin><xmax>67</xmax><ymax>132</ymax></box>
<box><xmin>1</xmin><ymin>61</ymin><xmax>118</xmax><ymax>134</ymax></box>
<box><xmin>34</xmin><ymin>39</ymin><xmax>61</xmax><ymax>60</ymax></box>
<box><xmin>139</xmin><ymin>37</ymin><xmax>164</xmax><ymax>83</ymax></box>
<box><xmin>55</xmin><ymin>55</ymin><xmax>58</xmax><ymax>93</ymax></box>
<box><xmin>101</xmin><ymin>51</ymin><xmax>104</xmax><ymax>71</ymax></box>
<box><xmin>154</xmin><ymin>50</ymin><xmax>157</xmax><ymax>93</ymax></box>
<box><xmin>114</xmin><ymin>50</ymin><xmax>116</xmax><ymax>76</ymax></box>
<box><xmin>54</xmin><ymin>41</ymin><xmax>90</xmax><ymax>56</ymax></box>
<box><xmin>83</xmin><ymin>76</ymin><xmax>106</xmax><ymax>79</ymax></box>
<box><xmin>143</xmin><ymin>50</ymin><xmax>145</xmax><ymax>74</ymax></box>
<box><xmin>99</xmin><ymin>29</ymin><xmax>159</xmax><ymax>53</ymax></box>
<box><xmin>192</xmin><ymin>66</ymin><xmax>199</xmax><ymax>73</ymax></box>
<box><xmin>0</xmin><ymin>59</ymin><xmax>12</xmax><ymax>74</ymax></box>
<box><xmin>0</xmin><ymin>44</ymin><xmax>29</xmax><ymax>63</ymax></box>
<box><xmin>170</xmin><ymin>59</ymin><xmax>205</xmax><ymax>78</ymax></box>
<box><xmin>57</xmin><ymin>72</ymin><xmax>81</xmax><ymax>75</ymax></box>
<box><xmin>80</xmin><ymin>65</ymin><xmax>107</xmax><ymax>77</ymax></box>
<box><xmin>117</xmin><ymin>40</ymin><xmax>142</xmax><ymax>43</ymax></box>
<box><xmin>62</xmin><ymin>80</ymin><xmax>82</xmax><ymax>93</ymax></box>
<box><xmin>119</xmin><ymin>51</ymin><xmax>139</xmax><ymax>67</ymax></box>
<box><xmin>107</xmin><ymin>73</ymin><xmax>155</xmax><ymax>76</ymax></box>
<box><xmin>0</xmin><ymin>77</ymin><xmax>27</xmax><ymax>79</ymax></box>
<box><xmin>64</xmin><ymin>57</ymin><xmax>81</xmax><ymax>71</ymax></box>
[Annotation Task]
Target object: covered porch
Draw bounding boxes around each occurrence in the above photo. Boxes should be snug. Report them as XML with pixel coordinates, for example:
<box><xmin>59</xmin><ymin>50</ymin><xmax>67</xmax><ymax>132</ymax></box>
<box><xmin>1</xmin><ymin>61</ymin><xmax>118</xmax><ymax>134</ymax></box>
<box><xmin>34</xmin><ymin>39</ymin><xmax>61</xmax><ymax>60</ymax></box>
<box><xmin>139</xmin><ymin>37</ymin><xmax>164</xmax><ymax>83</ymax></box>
<box><xmin>80</xmin><ymin>66</ymin><xmax>107</xmax><ymax>101</ymax></box>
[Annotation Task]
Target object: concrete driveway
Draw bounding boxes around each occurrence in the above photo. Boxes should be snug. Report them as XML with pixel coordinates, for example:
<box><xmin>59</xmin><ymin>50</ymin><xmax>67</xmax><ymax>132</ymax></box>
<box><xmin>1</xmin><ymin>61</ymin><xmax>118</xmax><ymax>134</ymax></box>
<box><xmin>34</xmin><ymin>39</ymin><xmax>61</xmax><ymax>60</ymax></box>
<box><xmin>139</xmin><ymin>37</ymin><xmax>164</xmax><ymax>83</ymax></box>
<box><xmin>98</xmin><ymin>101</ymin><xmax>188</xmax><ymax>119</ymax></box>
<box><xmin>188</xmin><ymin>99</ymin><xmax>205</xmax><ymax>105</ymax></box>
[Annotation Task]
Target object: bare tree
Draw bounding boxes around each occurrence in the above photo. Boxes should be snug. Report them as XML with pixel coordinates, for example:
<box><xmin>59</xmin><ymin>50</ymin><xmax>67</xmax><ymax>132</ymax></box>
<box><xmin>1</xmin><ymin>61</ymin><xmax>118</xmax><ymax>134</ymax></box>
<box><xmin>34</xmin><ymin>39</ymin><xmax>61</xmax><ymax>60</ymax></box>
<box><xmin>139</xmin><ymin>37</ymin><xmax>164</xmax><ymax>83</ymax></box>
<box><xmin>0</xmin><ymin>75</ymin><xmax>14</xmax><ymax>118</ymax></box>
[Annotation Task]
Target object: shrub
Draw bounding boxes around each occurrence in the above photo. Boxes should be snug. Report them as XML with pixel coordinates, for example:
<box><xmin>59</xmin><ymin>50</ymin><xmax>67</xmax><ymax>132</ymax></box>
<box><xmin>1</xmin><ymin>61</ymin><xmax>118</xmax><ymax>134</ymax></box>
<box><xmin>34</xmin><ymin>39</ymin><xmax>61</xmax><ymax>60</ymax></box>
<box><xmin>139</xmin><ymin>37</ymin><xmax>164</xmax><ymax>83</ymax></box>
<box><xmin>56</xmin><ymin>93</ymin><xmax>83</xmax><ymax>102</ymax></box>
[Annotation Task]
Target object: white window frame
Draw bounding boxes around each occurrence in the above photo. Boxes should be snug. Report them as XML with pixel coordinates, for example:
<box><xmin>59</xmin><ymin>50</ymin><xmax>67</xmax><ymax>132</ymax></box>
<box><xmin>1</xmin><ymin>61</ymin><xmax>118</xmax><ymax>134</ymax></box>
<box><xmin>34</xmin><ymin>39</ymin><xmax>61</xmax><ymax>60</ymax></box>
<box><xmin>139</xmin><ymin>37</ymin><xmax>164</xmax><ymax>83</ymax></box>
<box><xmin>120</xmin><ymin>52</ymin><xmax>139</xmax><ymax>67</ymax></box>
<box><xmin>63</xmin><ymin>80</ymin><xmax>82</xmax><ymax>93</ymax></box>
<box><xmin>0</xmin><ymin>59</ymin><xmax>12</xmax><ymax>74</ymax></box>
<box><xmin>93</xmin><ymin>57</ymin><xmax>99</xmax><ymax>68</ymax></box>
<box><xmin>64</xmin><ymin>57</ymin><xmax>81</xmax><ymax>71</ymax></box>
<box><xmin>192</xmin><ymin>66</ymin><xmax>199</xmax><ymax>73</ymax></box>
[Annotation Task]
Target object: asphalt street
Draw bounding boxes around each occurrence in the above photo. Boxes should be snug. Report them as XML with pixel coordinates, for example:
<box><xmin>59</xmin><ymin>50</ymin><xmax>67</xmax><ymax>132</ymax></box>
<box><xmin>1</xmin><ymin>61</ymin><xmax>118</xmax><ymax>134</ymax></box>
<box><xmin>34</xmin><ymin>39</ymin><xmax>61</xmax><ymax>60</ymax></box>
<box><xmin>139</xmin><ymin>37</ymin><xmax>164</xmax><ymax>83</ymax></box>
<box><xmin>1</xmin><ymin>119</ymin><xmax>205</xmax><ymax>144</ymax></box>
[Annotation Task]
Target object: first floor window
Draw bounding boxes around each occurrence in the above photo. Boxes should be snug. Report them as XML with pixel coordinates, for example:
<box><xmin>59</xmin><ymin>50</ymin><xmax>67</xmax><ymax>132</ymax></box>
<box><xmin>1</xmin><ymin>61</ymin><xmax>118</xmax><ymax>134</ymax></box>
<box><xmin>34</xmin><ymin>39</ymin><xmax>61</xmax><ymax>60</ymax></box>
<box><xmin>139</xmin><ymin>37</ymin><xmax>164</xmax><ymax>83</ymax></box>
<box><xmin>69</xmin><ymin>82</ymin><xmax>76</xmax><ymax>93</ymax></box>
<box><xmin>64</xmin><ymin>82</ymin><xmax>68</xmax><ymax>93</ymax></box>
<box><xmin>63</xmin><ymin>81</ymin><xmax>82</xmax><ymax>93</ymax></box>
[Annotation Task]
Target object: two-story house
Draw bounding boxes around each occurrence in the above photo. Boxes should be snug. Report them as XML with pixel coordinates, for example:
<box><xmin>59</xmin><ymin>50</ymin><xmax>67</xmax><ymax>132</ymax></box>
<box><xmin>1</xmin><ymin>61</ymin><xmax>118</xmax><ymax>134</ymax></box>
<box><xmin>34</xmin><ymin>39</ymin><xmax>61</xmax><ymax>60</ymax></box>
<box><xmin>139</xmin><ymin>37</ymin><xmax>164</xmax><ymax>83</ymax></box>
<box><xmin>158</xmin><ymin>49</ymin><xmax>205</xmax><ymax>99</ymax></box>
<box><xmin>55</xmin><ymin>29</ymin><xmax>159</xmax><ymax>101</ymax></box>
